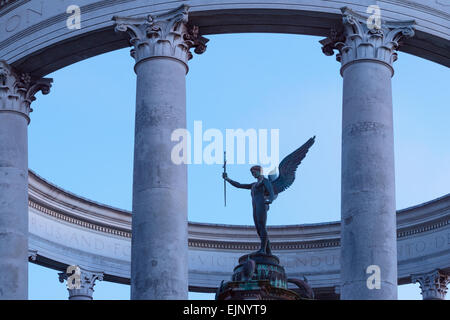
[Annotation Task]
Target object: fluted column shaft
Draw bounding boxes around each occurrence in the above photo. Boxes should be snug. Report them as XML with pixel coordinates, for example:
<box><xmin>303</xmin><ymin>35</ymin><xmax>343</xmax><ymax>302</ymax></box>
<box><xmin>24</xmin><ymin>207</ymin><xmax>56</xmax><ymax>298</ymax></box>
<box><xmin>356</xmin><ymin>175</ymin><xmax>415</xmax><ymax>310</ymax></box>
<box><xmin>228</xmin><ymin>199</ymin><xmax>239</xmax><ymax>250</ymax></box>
<box><xmin>113</xmin><ymin>5</ymin><xmax>207</xmax><ymax>300</ymax></box>
<box><xmin>321</xmin><ymin>8</ymin><xmax>414</xmax><ymax>300</ymax></box>
<box><xmin>0</xmin><ymin>61</ymin><xmax>51</xmax><ymax>300</ymax></box>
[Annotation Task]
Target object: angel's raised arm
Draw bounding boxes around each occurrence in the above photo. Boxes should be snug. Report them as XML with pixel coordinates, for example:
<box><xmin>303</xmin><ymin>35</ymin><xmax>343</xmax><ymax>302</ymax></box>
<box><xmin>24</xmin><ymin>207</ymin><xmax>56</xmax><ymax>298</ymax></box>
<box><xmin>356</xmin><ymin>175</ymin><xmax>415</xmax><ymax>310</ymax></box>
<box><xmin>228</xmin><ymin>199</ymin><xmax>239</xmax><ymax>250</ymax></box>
<box><xmin>223</xmin><ymin>173</ymin><xmax>252</xmax><ymax>189</ymax></box>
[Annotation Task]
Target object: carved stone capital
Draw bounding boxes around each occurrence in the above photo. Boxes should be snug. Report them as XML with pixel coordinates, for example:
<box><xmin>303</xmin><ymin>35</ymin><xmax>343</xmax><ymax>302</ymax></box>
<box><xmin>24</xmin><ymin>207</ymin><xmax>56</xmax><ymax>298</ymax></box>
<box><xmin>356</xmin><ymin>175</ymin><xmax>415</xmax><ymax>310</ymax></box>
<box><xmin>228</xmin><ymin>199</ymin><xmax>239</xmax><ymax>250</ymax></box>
<box><xmin>412</xmin><ymin>269</ymin><xmax>450</xmax><ymax>300</ymax></box>
<box><xmin>59</xmin><ymin>266</ymin><xmax>104</xmax><ymax>300</ymax></box>
<box><xmin>0</xmin><ymin>61</ymin><xmax>52</xmax><ymax>123</ymax></box>
<box><xmin>320</xmin><ymin>7</ymin><xmax>415</xmax><ymax>76</ymax></box>
<box><xmin>113</xmin><ymin>5</ymin><xmax>208</xmax><ymax>71</ymax></box>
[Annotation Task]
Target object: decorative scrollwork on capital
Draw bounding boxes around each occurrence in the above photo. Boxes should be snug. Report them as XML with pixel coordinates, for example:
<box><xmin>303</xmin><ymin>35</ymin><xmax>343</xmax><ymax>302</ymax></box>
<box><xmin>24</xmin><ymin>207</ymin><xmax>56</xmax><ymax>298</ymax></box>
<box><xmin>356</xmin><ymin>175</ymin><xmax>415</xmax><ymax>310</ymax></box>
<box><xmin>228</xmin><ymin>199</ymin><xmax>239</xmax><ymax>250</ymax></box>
<box><xmin>0</xmin><ymin>61</ymin><xmax>52</xmax><ymax>123</ymax></box>
<box><xmin>412</xmin><ymin>269</ymin><xmax>450</xmax><ymax>300</ymax></box>
<box><xmin>320</xmin><ymin>7</ymin><xmax>415</xmax><ymax>75</ymax></box>
<box><xmin>59</xmin><ymin>266</ymin><xmax>104</xmax><ymax>300</ymax></box>
<box><xmin>184</xmin><ymin>24</ymin><xmax>209</xmax><ymax>58</ymax></box>
<box><xmin>112</xmin><ymin>5</ymin><xmax>208</xmax><ymax>70</ymax></box>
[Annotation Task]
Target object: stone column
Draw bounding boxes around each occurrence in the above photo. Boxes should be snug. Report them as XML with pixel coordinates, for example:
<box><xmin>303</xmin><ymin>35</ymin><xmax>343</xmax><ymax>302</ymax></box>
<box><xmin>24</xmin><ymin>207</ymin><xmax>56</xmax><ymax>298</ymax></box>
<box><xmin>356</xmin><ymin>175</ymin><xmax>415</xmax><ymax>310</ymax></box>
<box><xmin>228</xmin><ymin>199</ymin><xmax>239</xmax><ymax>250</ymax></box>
<box><xmin>113</xmin><ymin>5</ymin><xmax>208</xmax><ymax>300</ymax></box>
<box><xmin>320</xmin><ymin>8</ymin><xmax>414</xmax><ymax>300</ymax></box>
<box><xmin>412</xmin><ymin>269</ymin><xmax>450</xmax><ymax>300</ymax></box>
<box><xmin>0</xmin><ymin>61</ymin><xmax>52</xmax><ymax>300</ymax></box>
<box><xmin>59</xmin><ymin>267</ymin><xmax>104</xmax><ymax>300</ymax></box>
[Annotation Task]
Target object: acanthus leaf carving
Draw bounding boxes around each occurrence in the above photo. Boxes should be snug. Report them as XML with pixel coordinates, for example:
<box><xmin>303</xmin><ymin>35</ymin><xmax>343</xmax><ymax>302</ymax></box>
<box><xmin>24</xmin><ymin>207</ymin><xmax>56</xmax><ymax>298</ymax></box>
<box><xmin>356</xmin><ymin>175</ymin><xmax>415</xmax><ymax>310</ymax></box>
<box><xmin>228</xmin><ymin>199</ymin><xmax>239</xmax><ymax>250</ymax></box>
<box><xmin>184</xmin><ymin>24</ymin><xmax>209</xmax><ymax>57</ymax></box>
<box><xmin>320</xmin><ymin>7</ymin><xmax>415</xmax><ymax>75</ymax></box>
<box><xmin>113</xmin><ymin>5</ymin><xmax>208</xmax><ymax>69</ymax></box>
<box><xmin>59</xmin><ymin>266</ymin><xmax>104</xmax><ymax>299</ymax></box>
<box><xmin>412</xmin><ymin>269</ymin><xmax>450</xmax><ymax>300</ymax></box>
<box><xmin>0</xmin><ymin>61</ymin><xmax>52</xmax><ymax>122</ymax></box>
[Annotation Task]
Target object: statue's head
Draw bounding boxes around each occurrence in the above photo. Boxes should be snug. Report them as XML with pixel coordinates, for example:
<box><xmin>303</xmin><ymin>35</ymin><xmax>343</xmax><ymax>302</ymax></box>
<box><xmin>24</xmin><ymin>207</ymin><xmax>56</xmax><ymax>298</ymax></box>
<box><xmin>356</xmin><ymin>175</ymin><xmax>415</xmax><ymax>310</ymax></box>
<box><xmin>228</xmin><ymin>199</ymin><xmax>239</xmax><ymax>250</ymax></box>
<box><xmin>250</xmin><ymin>165</ymin><xmax>263</xmax><ymax>178</ymax></box>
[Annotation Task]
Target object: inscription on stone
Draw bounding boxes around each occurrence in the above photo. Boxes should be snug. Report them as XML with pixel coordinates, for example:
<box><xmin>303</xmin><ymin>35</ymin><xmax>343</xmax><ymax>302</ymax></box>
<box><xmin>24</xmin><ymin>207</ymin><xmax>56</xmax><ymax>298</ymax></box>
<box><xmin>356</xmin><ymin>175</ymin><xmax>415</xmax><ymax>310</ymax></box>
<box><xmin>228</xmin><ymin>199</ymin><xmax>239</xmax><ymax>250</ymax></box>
<box><xmin>29</xmin><ymin>212</ymin><xmax>131</xmax><ymax>259</ymax></box>
<box><xmin>397</xmin><ymin>232</ymin><xmax>450</xmax><ymax>258</ymax></box>
<box><xmin>3</xmin><ymin>1</ymin><xmax>43</xmax><ymax>33</ymax></box>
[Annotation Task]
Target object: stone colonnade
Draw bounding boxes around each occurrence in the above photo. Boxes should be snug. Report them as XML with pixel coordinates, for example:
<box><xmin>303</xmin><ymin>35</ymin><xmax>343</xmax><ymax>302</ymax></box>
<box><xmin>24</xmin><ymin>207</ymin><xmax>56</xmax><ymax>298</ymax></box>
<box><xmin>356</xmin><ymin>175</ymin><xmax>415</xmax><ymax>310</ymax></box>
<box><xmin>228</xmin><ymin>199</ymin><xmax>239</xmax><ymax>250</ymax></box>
<box><xmin>0</xmin><ymin>5</ymin><xmax>447</xmax><ymax>300</ymax></box>
<box><xmin>55</xmin><ymin>266</ymin><xmax>450</xmax><ymax>300</ymax></box>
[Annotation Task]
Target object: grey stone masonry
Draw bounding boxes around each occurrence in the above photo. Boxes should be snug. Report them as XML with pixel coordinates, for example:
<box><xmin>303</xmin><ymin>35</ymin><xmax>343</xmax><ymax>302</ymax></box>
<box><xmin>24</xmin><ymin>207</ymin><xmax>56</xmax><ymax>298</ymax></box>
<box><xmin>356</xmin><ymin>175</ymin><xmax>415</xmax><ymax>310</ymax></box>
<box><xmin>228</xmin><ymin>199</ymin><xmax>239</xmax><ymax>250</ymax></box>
<box><xmin>59</xmin><ymin>266</ymin><xmax>104</xmax><ymax>300</ymax></box>
<box><xmin>321</xmin><ymin>8</ymin><xmax>415</xmax><ymax>300</ymax></box>
<box><xmin>113</xmin><ymin>5</ymin><xmax>207</xmax><ymax>300</ymax></box>
<box><xmin>0</xmin><ymin>61</ymin><xmax>51</xmax><ymax>300</ymax></box>
<box><xmin>412</xmin><ymin>269</ymin><xmax>450</xmax><ymax>300</ymax></box>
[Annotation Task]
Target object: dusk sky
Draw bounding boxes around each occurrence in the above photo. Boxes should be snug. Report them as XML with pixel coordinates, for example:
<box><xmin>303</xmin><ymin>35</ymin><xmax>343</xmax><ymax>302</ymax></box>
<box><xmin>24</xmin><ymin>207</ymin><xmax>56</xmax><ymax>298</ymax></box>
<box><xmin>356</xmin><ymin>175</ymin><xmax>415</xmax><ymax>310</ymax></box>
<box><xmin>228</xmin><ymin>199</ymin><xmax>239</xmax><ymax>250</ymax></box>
<box><xmin>27</xmin><ymin>33</ymin><xmax>449</xmax><ymax>300</ymax></box>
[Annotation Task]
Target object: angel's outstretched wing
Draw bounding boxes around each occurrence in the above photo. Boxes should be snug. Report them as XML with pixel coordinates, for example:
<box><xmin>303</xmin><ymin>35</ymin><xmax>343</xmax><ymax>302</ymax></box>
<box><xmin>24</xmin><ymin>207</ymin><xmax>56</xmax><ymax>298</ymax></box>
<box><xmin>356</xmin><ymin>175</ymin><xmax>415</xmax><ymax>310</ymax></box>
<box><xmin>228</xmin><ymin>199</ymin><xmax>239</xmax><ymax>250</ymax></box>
<box><xmin>271</xmin><ymin>137</ymin><xmax>315</xmax><ymax>195</ymax></box>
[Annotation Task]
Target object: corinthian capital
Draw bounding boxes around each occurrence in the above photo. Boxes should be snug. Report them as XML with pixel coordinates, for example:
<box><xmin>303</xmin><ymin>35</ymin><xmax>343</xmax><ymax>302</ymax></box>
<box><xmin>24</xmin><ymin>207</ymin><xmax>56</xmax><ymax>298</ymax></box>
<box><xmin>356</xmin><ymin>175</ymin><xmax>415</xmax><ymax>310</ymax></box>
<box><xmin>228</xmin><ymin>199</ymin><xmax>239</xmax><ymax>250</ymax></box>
<box><xmin>412</xmin><ymin>269</ymin><xmax>450</xmax><ymax>300</ymax></box>
<box><xmin>59</xmin><ymin>266</ymin><xmax>104</xmax><ymax>300</ymax></box>
<box><xmin>113</xmin><ymin>5</ymin><xmax>208</xmax><ymax>70</ymax></box>
<box><xmin>0</xmin><ymin>61</ymin><xmax>52</xmax><ymax>123</ymax></box>
<box><xmin>320</xmin><ymin>7</ymin><xmax>415</xmax><ymax>75</ymax></box>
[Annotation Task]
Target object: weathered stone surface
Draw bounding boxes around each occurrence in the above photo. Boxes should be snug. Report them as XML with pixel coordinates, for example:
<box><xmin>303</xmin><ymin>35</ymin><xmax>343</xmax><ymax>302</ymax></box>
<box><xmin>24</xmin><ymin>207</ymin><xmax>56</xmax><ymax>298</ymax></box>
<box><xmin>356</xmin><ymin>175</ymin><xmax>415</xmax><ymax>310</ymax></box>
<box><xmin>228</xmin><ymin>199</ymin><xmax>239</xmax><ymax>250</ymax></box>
<box><xmin>59</xmin><ymin>267</ymin><xmax>103</xmax><ymax>300</ymax></box>
<box><xmin>0</xmin><ymin>0</ymin><xmax>448</xmax><ymax>77</ymax></box>
<box><xmin>0</xmin><ymin>61</ymin><xmax>51</xmax><ymax>300</ymax></box>
<box><xmin>0</xmin><ymin>0</ymin><xmax>447</xmax><ymax>301</ymax></box>
<box><xmin>27</xmin><ymin>170</ymin><xmax>450</xmax><ymax>299</ymax></box>
<box><xmin>412</xmin><ymin>269</ymin><xmax>450</xmax><ymax>300</ymax></box>
<box><xmin>321</xmin><ymin>8</ymin><xmax>414</xmax><ymax>300</ymax></box>
<box><xmin>114</xmin><ymin>5</ymin><xmax>207</xmax><ymax>300</ymax></box>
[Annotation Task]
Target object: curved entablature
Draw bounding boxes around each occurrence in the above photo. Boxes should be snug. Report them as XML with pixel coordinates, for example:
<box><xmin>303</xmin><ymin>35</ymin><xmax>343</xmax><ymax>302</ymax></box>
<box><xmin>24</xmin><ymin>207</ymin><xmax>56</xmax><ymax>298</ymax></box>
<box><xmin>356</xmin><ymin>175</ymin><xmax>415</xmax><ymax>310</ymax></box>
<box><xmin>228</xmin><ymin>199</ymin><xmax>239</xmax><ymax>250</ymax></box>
<box><xmin>3</xmin><ymin>0</ymin><xmax>447</xmax><ymax>299</ymax></box>
<box><xmin>27</xmin><ymin>170</ymin><xmax>450</xmax><ymax>297</ymax></box>
<box><xmin>0</xmin><ymin>0</ymin><xmax>449</xmax><ymax>78</ymax></box>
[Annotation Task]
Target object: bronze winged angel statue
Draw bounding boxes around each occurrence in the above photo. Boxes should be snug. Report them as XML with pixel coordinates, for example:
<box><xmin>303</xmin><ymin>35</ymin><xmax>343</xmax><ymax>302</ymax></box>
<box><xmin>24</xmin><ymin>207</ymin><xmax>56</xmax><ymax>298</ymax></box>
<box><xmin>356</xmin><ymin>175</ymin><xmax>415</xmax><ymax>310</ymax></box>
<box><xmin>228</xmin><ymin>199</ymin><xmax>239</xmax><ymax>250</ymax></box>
<box><xmin>222</xmin><ymin>136</ymin><xmax>315</xmax><ymax>255</ymax></box>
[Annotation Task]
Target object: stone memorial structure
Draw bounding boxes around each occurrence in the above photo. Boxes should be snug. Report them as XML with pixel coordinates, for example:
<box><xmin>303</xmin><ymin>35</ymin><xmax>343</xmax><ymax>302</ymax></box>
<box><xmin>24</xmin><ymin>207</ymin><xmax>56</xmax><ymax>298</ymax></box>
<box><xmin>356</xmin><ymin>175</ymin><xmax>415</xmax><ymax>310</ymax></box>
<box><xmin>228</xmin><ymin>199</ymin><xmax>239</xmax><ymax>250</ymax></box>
<box><xmin>0</xmin><ymin>0</ymin><xmax>449</xmax><ymax>300</ymax></box>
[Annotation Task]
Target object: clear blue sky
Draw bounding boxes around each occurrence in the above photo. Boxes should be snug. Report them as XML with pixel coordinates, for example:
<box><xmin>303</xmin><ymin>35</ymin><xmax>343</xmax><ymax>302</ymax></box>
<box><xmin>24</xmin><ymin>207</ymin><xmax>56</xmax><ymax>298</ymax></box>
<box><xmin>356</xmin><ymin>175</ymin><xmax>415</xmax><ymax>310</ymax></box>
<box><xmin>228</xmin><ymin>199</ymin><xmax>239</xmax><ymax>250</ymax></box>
<box><xmin>27</xmin><ymin>33</ymin><xmax>449</xmax><ymax>300</ymax></box>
